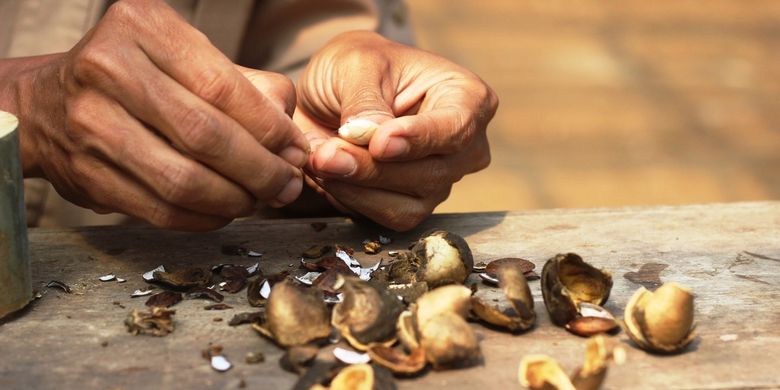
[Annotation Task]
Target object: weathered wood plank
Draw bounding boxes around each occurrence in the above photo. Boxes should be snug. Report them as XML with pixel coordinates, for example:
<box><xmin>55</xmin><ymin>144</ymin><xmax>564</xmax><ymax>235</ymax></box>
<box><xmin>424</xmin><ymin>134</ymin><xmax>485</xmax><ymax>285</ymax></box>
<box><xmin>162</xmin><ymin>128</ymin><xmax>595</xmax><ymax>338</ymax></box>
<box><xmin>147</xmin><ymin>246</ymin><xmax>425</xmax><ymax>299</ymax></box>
<box><xmin>1</xmin><ymin>202</ymin><xmax>779</xmax><ymax>389</ymax></box>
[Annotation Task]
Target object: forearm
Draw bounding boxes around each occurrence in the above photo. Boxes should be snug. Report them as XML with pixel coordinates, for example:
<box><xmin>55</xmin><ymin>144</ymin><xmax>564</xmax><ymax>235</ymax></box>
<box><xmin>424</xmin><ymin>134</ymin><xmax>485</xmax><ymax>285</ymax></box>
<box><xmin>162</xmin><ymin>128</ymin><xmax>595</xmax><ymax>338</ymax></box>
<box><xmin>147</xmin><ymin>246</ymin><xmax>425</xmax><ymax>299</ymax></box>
<box><xmin>0</xmin><ymin>54</ymin><xmax>64</xmax><ymax>178</ymax></box>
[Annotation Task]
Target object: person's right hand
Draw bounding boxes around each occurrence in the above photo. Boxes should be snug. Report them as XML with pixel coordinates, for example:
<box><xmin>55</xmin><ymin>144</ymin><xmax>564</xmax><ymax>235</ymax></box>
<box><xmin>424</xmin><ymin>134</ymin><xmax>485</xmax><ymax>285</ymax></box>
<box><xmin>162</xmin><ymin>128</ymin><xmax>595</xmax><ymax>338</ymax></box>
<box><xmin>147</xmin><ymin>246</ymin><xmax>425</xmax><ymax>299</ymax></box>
<box><xmin>15</xmin><ymin>0</ymin><xmax>308</xmax><ymax>230</ymax></box>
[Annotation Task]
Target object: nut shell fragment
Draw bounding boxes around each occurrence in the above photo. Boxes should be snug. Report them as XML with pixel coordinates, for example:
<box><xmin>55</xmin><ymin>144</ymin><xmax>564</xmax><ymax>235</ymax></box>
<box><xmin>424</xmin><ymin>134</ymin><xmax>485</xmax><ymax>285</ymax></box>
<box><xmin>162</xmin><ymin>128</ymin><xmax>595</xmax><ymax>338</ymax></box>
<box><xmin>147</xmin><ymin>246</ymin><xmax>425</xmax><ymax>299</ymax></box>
<box><xmin>368</xmin><ymin>345</ymin><xmax>426</xmax><ymax>375</ymax></box>
<box><xmin>254</xmin><ymin>279</ymin><xmax>331</xmax><ymax>347</ymax></box>
<box><xmin>332</xmin><ymin>277</ymin><xmax>404</xmax><ymax>350</ymax></box>
<box><xmin>623</xmin><ymin>283</ymin><xmax>696</xmax><ymax>353</ymax></box>
<box><xmin>541</xmin><ymin>253</ymin><xmax>613</xmax><ymax>326</ymax></box>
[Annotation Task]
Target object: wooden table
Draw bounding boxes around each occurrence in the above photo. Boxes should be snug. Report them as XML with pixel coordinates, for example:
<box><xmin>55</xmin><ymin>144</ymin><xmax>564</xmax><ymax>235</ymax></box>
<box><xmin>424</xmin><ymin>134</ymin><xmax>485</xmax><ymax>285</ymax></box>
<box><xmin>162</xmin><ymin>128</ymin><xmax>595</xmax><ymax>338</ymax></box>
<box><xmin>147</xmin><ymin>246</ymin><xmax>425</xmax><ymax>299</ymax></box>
<box><xmin>2</xmin><ymin>202</ymin><xmax>779</xmax><ymax>389</ymax></box>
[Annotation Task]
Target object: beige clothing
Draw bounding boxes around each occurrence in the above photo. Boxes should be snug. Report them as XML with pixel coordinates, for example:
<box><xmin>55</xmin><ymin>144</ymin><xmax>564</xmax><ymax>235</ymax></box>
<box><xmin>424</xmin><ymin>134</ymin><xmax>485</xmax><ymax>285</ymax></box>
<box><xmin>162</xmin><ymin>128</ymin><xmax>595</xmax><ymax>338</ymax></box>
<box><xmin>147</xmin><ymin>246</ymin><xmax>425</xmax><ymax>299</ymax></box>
<box><xmin>0</xmin><ymin>0</ymin><xmax>413</xmax><ymax>228</ymax></box>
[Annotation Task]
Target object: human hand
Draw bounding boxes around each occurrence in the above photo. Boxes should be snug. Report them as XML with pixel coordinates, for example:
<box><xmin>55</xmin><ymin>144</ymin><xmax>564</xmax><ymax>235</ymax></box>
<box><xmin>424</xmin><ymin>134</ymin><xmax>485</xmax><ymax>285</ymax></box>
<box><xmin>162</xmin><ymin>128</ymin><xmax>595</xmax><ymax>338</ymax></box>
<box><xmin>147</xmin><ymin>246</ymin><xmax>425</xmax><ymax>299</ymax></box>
<box><xmin>15</xmin><ymin>0</ymin><xmax>308</xmax><ymax>230</ymax></box>
<box><xmin>295</xmin><ymin>31</ymin><xmax>497</xmax><ymax>231</ymax></box>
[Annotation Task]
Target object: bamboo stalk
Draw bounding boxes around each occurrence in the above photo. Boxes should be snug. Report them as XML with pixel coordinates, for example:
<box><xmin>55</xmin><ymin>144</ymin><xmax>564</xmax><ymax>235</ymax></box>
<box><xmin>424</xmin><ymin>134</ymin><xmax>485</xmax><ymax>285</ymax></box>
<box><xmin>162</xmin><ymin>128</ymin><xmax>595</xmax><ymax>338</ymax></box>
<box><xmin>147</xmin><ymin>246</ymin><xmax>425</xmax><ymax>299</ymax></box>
<box><xmin>0</xmin><ymin>111</ymin><xmax>31</xmax><ymax>318</ymax></box>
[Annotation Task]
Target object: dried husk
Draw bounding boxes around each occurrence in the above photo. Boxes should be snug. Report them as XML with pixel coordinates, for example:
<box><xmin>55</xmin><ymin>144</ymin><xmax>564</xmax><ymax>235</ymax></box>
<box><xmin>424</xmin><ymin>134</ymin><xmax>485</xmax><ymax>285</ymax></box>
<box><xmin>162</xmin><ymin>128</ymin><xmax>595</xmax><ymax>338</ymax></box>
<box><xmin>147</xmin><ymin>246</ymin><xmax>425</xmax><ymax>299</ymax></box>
<box><xmin>332</xmin><ymin>277</ymin><xmax>404</xmax><ymax>350</ymax></box>
<box><xmin>470</xmin><ymin>262</ymin><xmax>536</xmax><ymax>332</ymax></box>
<box><xmin>254</xmin><ymin>279</ymin><xmax>331</xmax><ymax>347</ymax></box>
<box><xmin>367</xmin><ymin>345</ymin><xmax>427</xmax><ymax>375</ymax></box>
<box><xmin>623</xmin><ymin>283</ymin><xmax>696</xmax><ymax>353</ymax></box>
<box><xmin>125</xmin><ymin>307</ymin><xmax>175</xmax><ymax>337</ymax></box>
<box><xmin>411</xmin><ymin>230</ymin><xmax>473</xmax><ymax>287</ymax></box>
<box><xmin>145</xmin><ymin>291</ymin><xmax>183</xmax><ymax>308</ymax></box>
<box><xmin>541</xmin><ymin>253</ymin><xmax>613</xmax><ymax>326</ymax></box>
<box><xmin>152</xmin><ymin>267</ymin><xmax>211</xmax><ymax>289</ymax></box>
<box><xmin>386</xmin><ymin>282</ymin><xmax>428</xmax><ymax>304</ymax></box>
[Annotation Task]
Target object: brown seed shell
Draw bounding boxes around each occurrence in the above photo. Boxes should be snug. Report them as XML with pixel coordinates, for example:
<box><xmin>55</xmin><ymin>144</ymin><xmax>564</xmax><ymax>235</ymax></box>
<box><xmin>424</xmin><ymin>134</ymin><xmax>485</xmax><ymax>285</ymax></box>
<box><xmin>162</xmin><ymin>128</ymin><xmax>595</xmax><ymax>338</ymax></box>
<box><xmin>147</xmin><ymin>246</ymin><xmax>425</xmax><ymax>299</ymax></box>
<box><xmin>260</xmin><ymin>279</ymin><xmax>331</xmax><ymax>347</ymax></box>
<box><xmin>332</xmin><ymin>277</ymin><xmax>404</xmax><ymax>350</ymax></box>
<box><xmin>419</xmin><ymin>311</ymin><xmax>480</xmax><ymax>370</ymax></box>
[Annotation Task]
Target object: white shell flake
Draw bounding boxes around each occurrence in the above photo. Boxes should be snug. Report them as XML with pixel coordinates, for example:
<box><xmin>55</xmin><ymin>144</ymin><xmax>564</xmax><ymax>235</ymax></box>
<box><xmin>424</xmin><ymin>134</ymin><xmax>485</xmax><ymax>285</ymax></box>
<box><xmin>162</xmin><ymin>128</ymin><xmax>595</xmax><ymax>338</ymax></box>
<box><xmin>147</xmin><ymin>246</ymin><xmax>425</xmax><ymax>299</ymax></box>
<box><xmin>295</xmin><ymin>272</ymin><xmax>322</xmax><ymax>286</ymax></box>
<box><xmin>335</xmin><ymin>249</ymin><xmax>379</xmax><ymax>281</ymax></box>
<box><xmin>259</xmin><ymin>280</ymin><xmax>271</xmax><ymax>299</ymax></box>
<box><xmin>143</xmin><ymin>265</ymin><xmax>166</xmax><ymax>282</ymax></box>
<box><xmin>338</xmin><ymin>118</ymin><xmax>379</xmax><ymax>145</ymax></box>
<box><xmin>98</xmin><ymin>274</ymin><xmax>116</xmax><ymax>282</ymax></box>
<box><xmin>333</xmin><ymin>347</ymin><xmax>371</xmax><ymax>365</ymax></box>
<box><xmin>378</xmin><ymin>236</ymin><xmax>392</xmax><ymax>245</ymax></box>
<box><xmin>210</xmin><ymin>355</ymin><xmax>232</xmax><ymax>372</ymax></box>
<box><xmin>131</xmin><ymin>289</ymin><xmax>154</xmax><ymax>297</ymax></box>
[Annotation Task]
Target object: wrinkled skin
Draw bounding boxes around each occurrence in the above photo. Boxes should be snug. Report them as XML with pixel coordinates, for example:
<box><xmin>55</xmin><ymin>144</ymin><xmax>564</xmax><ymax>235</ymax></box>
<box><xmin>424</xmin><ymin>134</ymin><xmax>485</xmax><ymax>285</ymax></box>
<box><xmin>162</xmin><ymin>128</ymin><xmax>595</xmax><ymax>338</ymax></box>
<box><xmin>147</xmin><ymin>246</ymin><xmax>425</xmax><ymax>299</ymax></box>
<box><xmin>1</xmin><ymin>0</ymin><xmax>308</xmax><ymax>230</ymax></box>
<box><xmin>296</xmin><ymin>31</ymin><xmax>498</xmax><ymax>231</ymax></box>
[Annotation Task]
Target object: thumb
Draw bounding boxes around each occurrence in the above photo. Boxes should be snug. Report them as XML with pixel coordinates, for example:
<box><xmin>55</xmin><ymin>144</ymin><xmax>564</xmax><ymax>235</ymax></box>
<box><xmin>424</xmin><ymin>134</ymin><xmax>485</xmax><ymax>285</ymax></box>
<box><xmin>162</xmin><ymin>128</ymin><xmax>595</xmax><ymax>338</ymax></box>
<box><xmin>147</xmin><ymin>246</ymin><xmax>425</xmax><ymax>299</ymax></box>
<box><xmin>338</xmin><ymin>85</ymin><xmax>395</xmax><ymax>145</ymax></box>
<box><xmin>235</xmin><ymin>65</ymin><xmax>296</xmax><ymax>116</ymax></box>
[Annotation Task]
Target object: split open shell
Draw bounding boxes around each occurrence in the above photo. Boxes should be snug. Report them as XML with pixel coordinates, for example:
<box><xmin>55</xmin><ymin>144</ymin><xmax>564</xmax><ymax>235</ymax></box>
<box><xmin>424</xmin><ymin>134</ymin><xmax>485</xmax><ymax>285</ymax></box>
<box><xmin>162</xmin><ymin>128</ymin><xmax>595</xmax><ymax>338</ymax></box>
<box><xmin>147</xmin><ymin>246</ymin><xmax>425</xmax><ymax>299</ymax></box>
<box><xmin>471</xmin><ymin>261</ymin><xmax>536</xmax><ymax>332</ymax></box>
<box><xmin>410</xmin><ymin>230</ymin><xmax>474</xmax><ymax>287</ymax></box>
<box><xmin>541</xmin><ymin>253</ymin><xmax>613</xmax><ymax>326</ymax></box>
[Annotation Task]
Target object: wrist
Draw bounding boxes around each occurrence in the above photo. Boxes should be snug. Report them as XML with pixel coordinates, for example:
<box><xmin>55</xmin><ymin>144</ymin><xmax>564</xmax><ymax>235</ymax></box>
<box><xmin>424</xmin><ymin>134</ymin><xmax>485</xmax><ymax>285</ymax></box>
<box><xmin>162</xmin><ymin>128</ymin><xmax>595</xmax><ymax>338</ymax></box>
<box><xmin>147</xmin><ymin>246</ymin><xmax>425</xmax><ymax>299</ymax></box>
<box><xmin>0</xmin><ymin>53</ymin><xmax>65</xmax><ymax>178</ymax></box>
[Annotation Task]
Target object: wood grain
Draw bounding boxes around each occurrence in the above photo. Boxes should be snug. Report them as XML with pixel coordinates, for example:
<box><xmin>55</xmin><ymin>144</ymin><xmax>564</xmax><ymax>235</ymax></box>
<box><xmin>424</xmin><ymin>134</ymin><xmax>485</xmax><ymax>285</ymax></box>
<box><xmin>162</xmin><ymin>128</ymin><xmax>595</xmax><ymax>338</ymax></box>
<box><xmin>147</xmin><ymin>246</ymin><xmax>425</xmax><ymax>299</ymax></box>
<box><xmin>1</xmin><ymin>202</ymin><xmax>779</xmax><ymax>389</ymax></box>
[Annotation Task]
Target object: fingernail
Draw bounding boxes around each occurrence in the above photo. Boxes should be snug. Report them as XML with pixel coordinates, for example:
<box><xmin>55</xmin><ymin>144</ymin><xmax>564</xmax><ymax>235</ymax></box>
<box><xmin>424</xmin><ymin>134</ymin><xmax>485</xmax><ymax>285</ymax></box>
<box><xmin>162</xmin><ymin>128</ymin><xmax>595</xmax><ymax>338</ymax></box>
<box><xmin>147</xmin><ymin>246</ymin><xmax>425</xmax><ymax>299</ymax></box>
<box><xmin>321</xmin><ymin>148</ymin><xmax>357</xmax><ymax>177</ymax></box>
<box><xmin>382</xmin><ymin>136</ymin><xmax>409</xmax><ymax>159</ymax></box>
<box><xmin>279</xmin><ymin>146</ymin><xmax>308</xmax><ymax>168</ymax></box>
<box><xmin>272</xmin><ymin>175</ymin><xmax>303</xmax><ymax>206</ymax></box>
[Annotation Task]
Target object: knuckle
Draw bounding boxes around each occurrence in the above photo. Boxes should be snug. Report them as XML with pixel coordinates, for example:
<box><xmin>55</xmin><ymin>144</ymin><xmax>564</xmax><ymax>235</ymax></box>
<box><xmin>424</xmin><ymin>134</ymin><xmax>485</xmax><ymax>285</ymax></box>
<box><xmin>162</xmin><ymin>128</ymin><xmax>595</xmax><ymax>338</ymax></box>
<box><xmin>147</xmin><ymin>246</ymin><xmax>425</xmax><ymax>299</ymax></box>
<box><xmin>104</xmin><ymin>1</ymin><xmax>139</xmax><ymax>22</ymax></box>
<box><xmin>72</xmin><ymin>45</ymin><xmax>116</xmax><ymax>85</ymax></box>
<box><xmin>159</xmin><ymin>162</ymin><xmax>199</xmax><ymax>203</ymax></box>
<box><xmin>194</xmin><ymin>68</ymin><xmax>236</xmax><ymax>105</ymax></box>
<box><xmin>147</xmin><ymin>202</ymin><xmax>178</xmax><ymax>229</ymax></box>
<box><xmin>177</xmin><ymin>107</ymin><xmax>223</xmax><ymax>155</ymax></box>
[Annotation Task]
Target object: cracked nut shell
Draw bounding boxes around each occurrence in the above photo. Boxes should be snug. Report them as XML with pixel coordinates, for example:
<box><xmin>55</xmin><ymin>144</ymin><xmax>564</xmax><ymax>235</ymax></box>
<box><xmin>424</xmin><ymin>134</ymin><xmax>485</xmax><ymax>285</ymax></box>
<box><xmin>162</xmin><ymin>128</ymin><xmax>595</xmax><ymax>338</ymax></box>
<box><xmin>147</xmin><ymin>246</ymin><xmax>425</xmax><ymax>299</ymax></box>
<box><xmin>623</xmin><ymin>282</ymin><xmax>696</xmax><ymax>353</ymax></box>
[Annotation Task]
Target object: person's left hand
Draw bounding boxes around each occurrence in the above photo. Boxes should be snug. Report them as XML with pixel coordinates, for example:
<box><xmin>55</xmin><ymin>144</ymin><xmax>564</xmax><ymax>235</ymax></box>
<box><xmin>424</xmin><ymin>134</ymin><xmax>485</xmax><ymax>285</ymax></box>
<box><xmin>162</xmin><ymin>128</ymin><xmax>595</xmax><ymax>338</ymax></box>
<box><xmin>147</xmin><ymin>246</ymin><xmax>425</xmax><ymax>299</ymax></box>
<box><xmin>295</xmin><ymin>31</ymin><xmax>498</xmax><ymax>231</ymax></box>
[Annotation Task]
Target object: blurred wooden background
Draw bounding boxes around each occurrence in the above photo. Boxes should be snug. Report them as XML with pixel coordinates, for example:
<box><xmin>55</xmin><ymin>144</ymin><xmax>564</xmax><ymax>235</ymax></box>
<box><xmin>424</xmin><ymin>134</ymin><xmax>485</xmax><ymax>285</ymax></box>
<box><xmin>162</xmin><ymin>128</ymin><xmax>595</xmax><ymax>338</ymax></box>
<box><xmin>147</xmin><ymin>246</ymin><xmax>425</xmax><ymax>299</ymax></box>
<box><xmin>408</xmin><ymin>1</ymin><xmax>780</xmax><ymax>212</ymax></box>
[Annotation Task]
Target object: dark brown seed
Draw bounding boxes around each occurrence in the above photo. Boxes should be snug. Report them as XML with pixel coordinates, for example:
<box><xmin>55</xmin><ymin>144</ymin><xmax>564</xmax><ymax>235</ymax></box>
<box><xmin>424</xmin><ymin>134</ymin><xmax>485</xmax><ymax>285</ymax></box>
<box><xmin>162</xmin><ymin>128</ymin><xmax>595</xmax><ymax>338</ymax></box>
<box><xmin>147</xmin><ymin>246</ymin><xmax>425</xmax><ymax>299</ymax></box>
<box><xmin>221</xmin><ymin>277</ymin><xmax>247</xmax><ymax>294</ymax></box>
<box><xmin>184</xmin><ymin>287</ymin><xmax>224</xmax><ymax>302</ymax></box>
<box><xmin>228</xmin><ymin>311</ymin><xmax>265</xmax><ymax>326</ymax></box>
<box><xmin>302</xmin><ymin>245</ymin><xmax>332</xmax><ymax>259</ymax></box>
<box><xmin>204</xmin><ymin>303</ymin><xmax>233</xmax><ymax>310</ymax></box>
<box><xmin>485</xmin><ymin>258</ymin><xmax>536</xmax><ymax>276</ymax></box>
<box><xmin>565</xmin><ymin>316</ymin><xmax>619</xmax><ymax>337</ymax></box>
<box><xmin>145</xmin><ymin>291</ymin><xmax>183</xmax><ymax>308</ymax></box>
<box><xmin>213</xmin><ymin>317</ymin><xmax>223</xmax><ymax>322</ymax></box>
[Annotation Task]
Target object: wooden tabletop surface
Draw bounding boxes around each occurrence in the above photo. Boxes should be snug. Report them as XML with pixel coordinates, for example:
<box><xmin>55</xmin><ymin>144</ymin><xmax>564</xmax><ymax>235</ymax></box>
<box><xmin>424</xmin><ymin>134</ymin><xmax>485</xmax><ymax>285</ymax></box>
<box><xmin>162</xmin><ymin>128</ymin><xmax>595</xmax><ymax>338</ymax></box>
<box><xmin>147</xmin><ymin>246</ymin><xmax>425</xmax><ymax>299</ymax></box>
<box><xmin>1</xmin><ymin>202</ymin><xmax>779</xmax><ymax>390</ymax></box>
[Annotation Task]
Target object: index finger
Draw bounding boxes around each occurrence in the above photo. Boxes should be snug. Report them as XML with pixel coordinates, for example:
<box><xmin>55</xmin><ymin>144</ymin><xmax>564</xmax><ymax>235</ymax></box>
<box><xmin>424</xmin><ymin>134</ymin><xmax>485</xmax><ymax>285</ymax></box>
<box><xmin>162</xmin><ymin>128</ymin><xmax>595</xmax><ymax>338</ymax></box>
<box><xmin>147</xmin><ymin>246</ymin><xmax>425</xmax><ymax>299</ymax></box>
<box><xmin>110</xmin><ymin>1</ymin><xmax>308</xmax><ymax>158</ymax></box>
